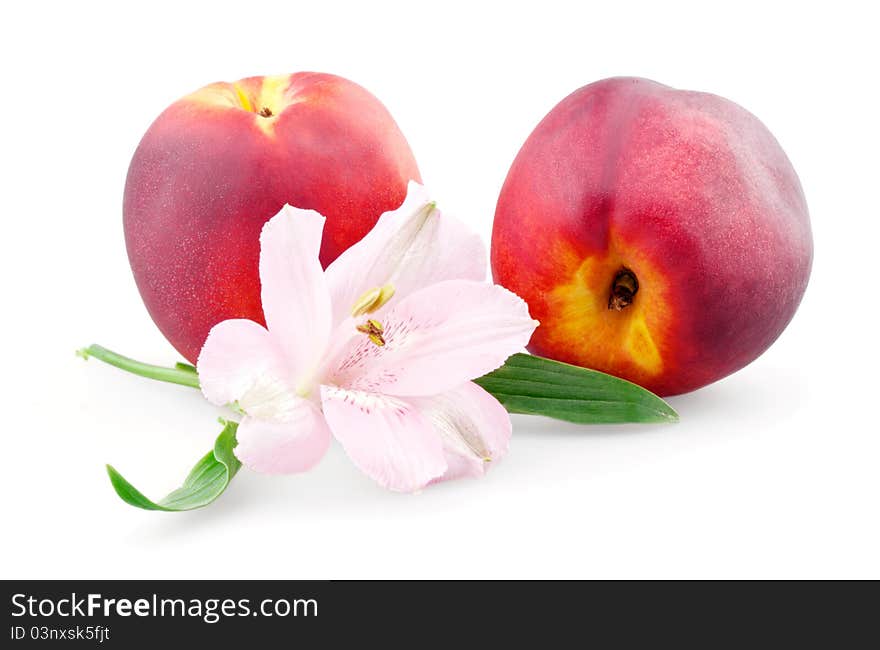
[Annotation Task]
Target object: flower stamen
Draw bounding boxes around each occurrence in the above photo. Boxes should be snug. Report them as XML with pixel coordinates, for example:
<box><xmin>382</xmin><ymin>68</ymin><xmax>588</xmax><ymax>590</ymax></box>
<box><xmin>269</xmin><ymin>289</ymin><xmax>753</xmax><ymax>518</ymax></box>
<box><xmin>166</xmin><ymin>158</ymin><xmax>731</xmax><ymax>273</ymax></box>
<box><xmin>351</xmin><ymin>283</ymin><xmax>396</xmax><ymax>317</ymax></box>
<box><xmin>356</xmin><ymin>319</ymin><xmax>386</xmax><ymax>346</ymax></box>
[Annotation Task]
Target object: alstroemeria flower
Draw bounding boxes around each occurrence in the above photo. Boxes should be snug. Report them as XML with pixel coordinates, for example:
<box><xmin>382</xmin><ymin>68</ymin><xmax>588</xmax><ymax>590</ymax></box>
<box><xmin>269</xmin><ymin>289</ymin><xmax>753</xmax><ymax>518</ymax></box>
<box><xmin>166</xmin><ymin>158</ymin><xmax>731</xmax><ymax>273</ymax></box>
<box><xmin>196</xmin><ymin>183</ymin><xmax>538</xmax><ymax>491</ymax></box>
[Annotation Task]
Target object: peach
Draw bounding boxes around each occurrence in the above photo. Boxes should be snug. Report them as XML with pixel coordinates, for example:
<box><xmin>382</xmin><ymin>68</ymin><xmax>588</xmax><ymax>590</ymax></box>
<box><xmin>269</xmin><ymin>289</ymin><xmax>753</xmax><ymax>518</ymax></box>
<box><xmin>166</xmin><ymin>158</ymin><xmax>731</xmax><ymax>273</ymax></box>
<box><xmin>124</xmin><ymin>72</ymin><xmax>420</xmax><ymax>363</ymax></box>
<box><xmin>491</xmin><ymin>77</ymin><xmax>812</xmax><ymax>396</ymax></box>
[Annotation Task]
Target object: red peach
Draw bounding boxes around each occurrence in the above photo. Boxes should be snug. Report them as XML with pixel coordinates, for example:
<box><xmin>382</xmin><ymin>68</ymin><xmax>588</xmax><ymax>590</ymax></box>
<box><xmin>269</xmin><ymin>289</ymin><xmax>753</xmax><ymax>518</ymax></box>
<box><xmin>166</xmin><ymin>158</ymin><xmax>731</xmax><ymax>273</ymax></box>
<box><xmin>491</xmin><ymin>77</ymin><xmax>812</xmax><ymax>396</ymax></box>
<box><xmin>124</xmin><ymin>72</ymin><xmax>420</xmax><ymax>363</ymax></box>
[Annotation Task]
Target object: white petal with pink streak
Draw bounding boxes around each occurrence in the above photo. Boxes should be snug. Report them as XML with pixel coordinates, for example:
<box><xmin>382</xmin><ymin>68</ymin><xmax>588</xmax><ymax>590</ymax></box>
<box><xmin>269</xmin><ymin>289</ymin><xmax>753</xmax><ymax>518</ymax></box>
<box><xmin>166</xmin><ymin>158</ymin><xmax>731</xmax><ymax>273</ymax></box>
<box><xmin>259</xmin><ymin>205</ymin><xmax>332</xmax><ymax>383</ymax></box>
<box><xmin>196</xmin><ymin>318</ymin><xmax>285</xmax><ymax>407</ymax></box>
<box><xmin>326</xmin><ymin>280</ymin><xmax>537</xmax><ymax>397</ymax></box>
<box><xmin>325</xmin><ymin>181</ymin><xmax>486</xmax><ymax>325</ymax></box>
<box><xmin>413</xmin><ymin>382</ymin><xmax>512</xmax><ymax>482</ymax></box>
<box><xmin>234</xmin><ymin>399</ymin><xmax>332</xmax><ymax>474</ymax></box>
<box><xmin>320</xmin><ymin>385</ymin><xmax>447</xmax><ymax>491</ymax></box>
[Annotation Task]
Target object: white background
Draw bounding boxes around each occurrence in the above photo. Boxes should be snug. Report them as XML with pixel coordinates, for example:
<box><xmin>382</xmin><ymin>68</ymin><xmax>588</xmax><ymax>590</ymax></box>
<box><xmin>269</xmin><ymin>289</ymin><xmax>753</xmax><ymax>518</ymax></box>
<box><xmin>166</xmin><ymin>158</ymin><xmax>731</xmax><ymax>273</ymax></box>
<box><xmin>1</xmin><ymin>0</ymin><xmax>878</xmax><ymax>579</ymax></box>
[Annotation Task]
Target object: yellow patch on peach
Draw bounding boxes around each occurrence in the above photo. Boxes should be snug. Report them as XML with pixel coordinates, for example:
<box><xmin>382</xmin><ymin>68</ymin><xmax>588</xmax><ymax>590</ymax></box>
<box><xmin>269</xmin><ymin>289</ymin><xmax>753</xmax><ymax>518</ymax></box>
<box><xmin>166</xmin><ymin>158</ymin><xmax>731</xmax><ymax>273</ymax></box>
<box><xmin>188</xmin><ymin>75</ymin><xmax>304</xmax><ymax>135</ymax></box>
<box><xmin>233</xmin><ymin>83</ymin><xmax>254</xmax><ymax>112</ymax></box>
<box><xmin>544</xmin><ymin>244</ymin><xmax>670</xmax><ymax>378</ymax></box>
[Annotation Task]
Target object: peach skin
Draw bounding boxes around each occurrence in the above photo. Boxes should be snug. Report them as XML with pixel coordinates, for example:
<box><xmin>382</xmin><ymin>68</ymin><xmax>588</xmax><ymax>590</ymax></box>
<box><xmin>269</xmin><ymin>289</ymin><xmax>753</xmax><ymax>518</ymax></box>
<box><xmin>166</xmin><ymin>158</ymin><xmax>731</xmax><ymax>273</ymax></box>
<box><xmin>491</xmin><ymin>77</ymin><xmax>812</xmax><ymax>396</ymax></box>
<box><xmin>124</xmin><ymin>72</ymin><xmax>420</xmax><ymax>363</ymax></box>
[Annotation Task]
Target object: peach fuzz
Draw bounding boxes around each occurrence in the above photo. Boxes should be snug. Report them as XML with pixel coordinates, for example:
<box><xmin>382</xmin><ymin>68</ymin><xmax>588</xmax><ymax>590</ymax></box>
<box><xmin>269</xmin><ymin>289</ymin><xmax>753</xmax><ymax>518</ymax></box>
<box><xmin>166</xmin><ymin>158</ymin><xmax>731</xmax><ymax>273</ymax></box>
<box><xmin>491</xmin><ymin>77</ymin><xmax>812</xmax><ymax>396</ymax></box>
<box><xmin>124</xmin><ymin>72</ymin><xmax>420</xmax><ymax>363</ymax></box>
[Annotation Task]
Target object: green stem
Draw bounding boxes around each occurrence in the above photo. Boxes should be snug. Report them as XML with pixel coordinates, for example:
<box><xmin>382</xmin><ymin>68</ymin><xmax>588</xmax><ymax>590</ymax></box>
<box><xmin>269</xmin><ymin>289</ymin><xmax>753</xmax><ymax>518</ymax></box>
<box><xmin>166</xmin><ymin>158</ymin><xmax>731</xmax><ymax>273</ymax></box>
<box><xmin>77</xmin><ymin>344</ymin><xmax>200</xmax><ymax>389</ymax></box>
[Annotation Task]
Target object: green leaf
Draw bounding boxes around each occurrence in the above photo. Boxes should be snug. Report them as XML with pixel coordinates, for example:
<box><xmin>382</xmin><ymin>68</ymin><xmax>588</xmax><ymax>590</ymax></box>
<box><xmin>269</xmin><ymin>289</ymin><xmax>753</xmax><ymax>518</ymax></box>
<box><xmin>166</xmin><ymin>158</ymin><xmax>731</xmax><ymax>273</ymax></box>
<box><xmin>174</xmin><ymin>361</ymin><xmax>198</xmax><ymax>374</ymax></box>
<box><xmin>475</xmin><ymin>353</ymin><xmax>678</xmax><ymax>424</ymax></box>
<box><xmin>106</xmin><ymin>420</ymin><xmax>242</xmax><ymax>511</ymax></box>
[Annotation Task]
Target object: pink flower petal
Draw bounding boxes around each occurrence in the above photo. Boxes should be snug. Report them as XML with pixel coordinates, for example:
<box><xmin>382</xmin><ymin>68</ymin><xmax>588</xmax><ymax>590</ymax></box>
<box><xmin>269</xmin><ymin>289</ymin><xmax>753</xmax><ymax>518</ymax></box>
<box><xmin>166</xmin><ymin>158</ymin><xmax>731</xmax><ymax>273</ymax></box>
<box><xmin>413</xmin><ymin>382</ymin><xmax>512</xmax><ymax>482</ymax></box>
<box><xmin>259</xmin><ymin>205</ymin><xmax>332</xmax><ymax>381</ymax></box>
<box><xmin>325</xmin><ymin>181</ymin><xmax>486</xmax><ymax>325</ymax></box>
<box><xmin>234</xmin><ymin>400</ymin><xmax>331</xmax><ymax>474</ymax></box>
<box><xmin>320</xmin><ymin>385</ymin><xmax>447</xmax><ymax>492</ymax></box>
<box><xmin>327</xmin><ymin>280</ymin><xmax>538</xmax><ymax>397</ymax></box>
<box><xmin>196</xmin><ymin>319</ymin><xmax>284</xmax><ymax>407</ymax></box>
